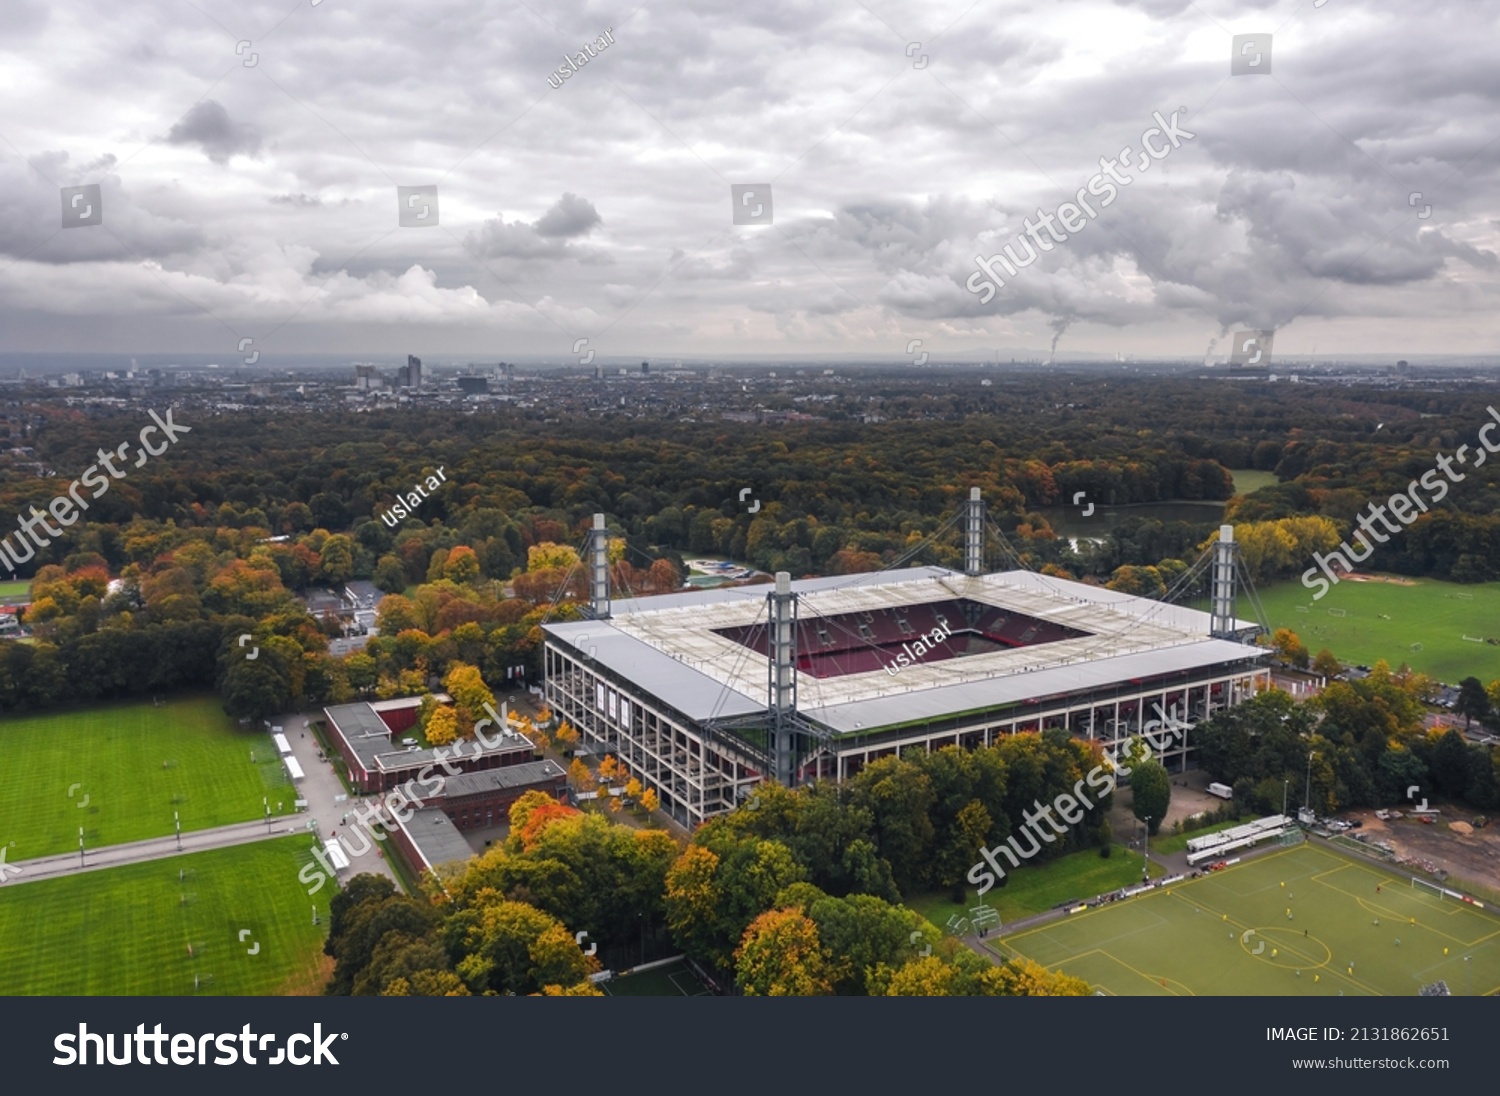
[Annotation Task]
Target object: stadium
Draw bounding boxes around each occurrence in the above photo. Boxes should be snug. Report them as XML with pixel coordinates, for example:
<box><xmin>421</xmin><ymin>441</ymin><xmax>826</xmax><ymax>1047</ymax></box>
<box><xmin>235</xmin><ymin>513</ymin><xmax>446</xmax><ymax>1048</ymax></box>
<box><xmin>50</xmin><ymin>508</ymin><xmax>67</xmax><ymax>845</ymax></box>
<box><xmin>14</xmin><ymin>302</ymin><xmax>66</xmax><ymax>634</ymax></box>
<box><xmin>543</xmin><ymin>497</ymin><xmax>1273</xmax><ymax>827</ymax></box>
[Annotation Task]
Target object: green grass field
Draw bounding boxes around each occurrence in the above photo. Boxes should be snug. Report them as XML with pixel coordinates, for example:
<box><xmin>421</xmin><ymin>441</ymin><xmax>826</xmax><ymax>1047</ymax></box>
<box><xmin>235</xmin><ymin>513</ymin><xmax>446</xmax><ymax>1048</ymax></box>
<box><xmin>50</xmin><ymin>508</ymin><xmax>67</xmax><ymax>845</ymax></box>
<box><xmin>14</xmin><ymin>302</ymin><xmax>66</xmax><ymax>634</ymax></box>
<box><xmin>1253</xmin><ymin>576</ymin><xmax>1500</xmax><ymax>682</ymax></box>
<box><xmin>0</xmin><ymin>579</ymin><xmax>31</xmax><ymax>598</ymax></box>
<box><xmin>0</xmin><ymin>696</ymin><xmax>293</xmax><ymax>859</ymax></box>
<box><xmin>1230</xmin><ymin>469</ymin><xmax>1279</xmax><ymax>495</ymax></box>
<box><xmin>601</xmin><ymin>959</ymin><xmax>713</xmax><ymax>996</ymax></box>
<box><xmin>1001</xmin><ymin>843</ymin><xmax>1500</xmax><ymax>996</ymax></box>
<box><xmin>0</xmin><ymin>837</ymin><xmax>332</xmax><ymax>995</ymax></box>
<box><xmin>908</xmin><ymin>844</ymin><xmax>1165</xmax><ymax>931</ymax></box>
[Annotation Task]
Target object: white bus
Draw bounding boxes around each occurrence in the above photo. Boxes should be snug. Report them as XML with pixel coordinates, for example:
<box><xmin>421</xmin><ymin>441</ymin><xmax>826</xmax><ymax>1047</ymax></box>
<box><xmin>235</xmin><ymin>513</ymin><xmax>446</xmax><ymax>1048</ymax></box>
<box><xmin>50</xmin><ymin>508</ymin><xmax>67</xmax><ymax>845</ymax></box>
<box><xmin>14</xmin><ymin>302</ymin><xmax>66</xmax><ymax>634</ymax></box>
<box><xmin>1207</xmin><ymin>782</ymin><xmax>1234</xmax><ymax>799</ymax></box>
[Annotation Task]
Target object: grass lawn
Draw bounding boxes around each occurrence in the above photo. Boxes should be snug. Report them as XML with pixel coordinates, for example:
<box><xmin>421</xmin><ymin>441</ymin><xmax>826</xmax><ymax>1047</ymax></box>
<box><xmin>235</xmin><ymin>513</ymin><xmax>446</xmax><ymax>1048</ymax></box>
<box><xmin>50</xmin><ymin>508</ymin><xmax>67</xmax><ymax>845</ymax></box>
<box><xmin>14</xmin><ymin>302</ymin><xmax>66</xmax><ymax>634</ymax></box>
<box><xmin>601</xmin><ymin>959</ymin><xmax>712</xmax><ymax>996</ymax></box>
<box><xmin>1252</xmin><ymin>576</ymin><xmax>1500</xmax><ymax>682</ymax></box>
<box><xmin>0</xmin><ymin>579</ymin><xmax>31</xmax><ymax>598</ymax></box>
<box><xmin>0</xmin><ymin>837</ymin><xmax>332</xmax><ymax>995</ymax></box>
<box><xmin>907</xmin><ymin>844</ymin><xmax>1164</xmax><ymax>931</ymax></box>
<box><xmin>1000</xmin><ymin>842</ymin><xmax>1500</xmax><ymax>995</ymax></box>
<box><xmin>1230</xmin><ymin>469</ymin><xmax>1279</xmax><ymax>495</ymax></box>
<box><xmin>0</xmin><ymin>695</ymin><xmax>293</xmax><ymax>859</ymax></box>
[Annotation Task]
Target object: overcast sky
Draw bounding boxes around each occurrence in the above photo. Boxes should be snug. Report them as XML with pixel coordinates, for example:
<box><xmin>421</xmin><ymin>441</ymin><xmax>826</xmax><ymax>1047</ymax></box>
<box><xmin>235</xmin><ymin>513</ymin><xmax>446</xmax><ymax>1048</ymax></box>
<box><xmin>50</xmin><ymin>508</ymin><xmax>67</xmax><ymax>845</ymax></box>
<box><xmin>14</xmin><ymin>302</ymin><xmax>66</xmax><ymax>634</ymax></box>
<box><xmin>3</xmin><ymin>0</ymin><xmax>1498</xmax><ymax>362</ymax></box>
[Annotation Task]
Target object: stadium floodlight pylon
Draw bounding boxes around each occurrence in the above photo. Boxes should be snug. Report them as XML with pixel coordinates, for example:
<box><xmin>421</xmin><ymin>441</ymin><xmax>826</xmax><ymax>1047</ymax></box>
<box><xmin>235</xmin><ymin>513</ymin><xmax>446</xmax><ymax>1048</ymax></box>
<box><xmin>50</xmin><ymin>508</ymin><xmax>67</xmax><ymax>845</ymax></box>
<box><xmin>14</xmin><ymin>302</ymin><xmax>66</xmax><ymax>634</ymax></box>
<box><xmin>589</xmin><ymin>513</ymin><xmax>611</xmax><ymax>620</ymax></box>
<box><xmin>767</xmin><ymin>571</ymin><xmax>799</xmax><ymax>788</ymax></box>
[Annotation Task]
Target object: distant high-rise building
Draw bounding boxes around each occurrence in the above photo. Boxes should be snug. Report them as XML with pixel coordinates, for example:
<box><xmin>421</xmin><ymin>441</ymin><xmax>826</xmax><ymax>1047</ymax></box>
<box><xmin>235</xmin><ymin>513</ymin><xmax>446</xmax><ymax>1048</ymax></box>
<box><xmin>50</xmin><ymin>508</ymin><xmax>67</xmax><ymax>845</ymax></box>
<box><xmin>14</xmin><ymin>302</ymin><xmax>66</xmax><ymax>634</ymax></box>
<box><xmin>641</xmin><ymin>360</ymin><xmax>650</xmax><ymax>375</ymax></box>
<box><xmin>355</xmin><ymin>364</ymin><xmax>377</xmax><ymax>390</ymax></box>
<box><xmin>456</xmin><ymin>376</ymin><xmax>488</xmax><ymax>396</ymax></box>
<box><xmin>406</xmin><ymin>354</ymin><xmax>423</xmax><ymax>388</ymax></box>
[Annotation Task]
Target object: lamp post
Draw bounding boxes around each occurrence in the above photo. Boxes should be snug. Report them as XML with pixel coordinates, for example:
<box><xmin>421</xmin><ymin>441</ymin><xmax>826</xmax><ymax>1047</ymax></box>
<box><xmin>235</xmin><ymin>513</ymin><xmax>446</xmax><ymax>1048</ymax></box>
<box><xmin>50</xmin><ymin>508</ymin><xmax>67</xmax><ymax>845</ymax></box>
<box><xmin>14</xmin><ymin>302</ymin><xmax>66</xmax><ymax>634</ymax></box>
<box><xmin>1282</xmin><ymin>778</ymin><xmax>1289</xmax><ymax>818</ymax></box>
<box><xmin>1305</xmin><ymin>750</ymin><xmax>1317</xmax><ymax>815</ymax></box>
<box><xmin>1142</xmin><ymin>817</ymin><xmax>1151</xmax><ymax>883</ymax></box>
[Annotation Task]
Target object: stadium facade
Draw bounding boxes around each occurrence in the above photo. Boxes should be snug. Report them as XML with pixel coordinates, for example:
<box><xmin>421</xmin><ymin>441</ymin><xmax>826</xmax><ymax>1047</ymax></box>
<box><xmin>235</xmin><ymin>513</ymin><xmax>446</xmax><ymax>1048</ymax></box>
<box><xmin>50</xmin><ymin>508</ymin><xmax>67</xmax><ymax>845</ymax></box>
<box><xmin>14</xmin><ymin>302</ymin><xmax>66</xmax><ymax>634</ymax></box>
<box><xmin>543</xmin><ymin>505</ymin><xmax>1271</xmax><ymax>828</ymax></box>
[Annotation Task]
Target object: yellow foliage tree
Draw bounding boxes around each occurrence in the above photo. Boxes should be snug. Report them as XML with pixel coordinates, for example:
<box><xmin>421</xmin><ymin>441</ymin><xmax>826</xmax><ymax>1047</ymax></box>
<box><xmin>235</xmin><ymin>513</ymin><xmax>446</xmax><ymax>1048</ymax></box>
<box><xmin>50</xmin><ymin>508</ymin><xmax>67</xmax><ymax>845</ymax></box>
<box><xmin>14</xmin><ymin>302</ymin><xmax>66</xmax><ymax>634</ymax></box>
<box><xmin>426</xmin><ymin>705</ymin><xmax>459</xmax><ymax>747</ymax></box>
<box><xmin>640</xmin><ymin>788</ymin><xmax>659</xmax><ymax>813</ymax></box>
<box><xmin>597</xmin><ymin>755</ymin><xmax>620</xmax><ymax>785</ymax></box>
<box><xmin>735</xmin><ymin>909</ymin><xmax>833</xmax><ymax>996</ymax></box>
<box><xmin>527</xmin><ymin>542</ymin><xmax>581</xmax><ymax>572</ymax></box>
<box><xmin>568</xmin><ymin>757</ymin><xmax>596</xmax><ymax>793</ymax></box>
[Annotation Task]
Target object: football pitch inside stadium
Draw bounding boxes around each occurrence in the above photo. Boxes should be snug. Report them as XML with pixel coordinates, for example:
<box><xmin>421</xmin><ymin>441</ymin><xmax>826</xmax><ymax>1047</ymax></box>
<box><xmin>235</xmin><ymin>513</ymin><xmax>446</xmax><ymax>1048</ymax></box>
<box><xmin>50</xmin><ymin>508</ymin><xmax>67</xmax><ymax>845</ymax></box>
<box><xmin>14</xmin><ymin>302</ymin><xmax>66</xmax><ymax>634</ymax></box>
<box><xmin>999</xmin><ymin>844</ymin><xmax>1500</xmax><ymax>996</ymax></box>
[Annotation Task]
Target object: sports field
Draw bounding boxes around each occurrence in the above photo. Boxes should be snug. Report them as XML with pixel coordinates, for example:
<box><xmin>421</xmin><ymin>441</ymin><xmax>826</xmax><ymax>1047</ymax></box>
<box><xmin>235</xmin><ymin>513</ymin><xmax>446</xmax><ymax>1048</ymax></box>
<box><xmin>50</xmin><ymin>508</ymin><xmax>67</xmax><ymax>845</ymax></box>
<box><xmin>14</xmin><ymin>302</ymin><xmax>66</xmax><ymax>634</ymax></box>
<box><xmin>1000</xmin><ymin>844</ymin><xmax>1500</xmax><ymax>996</ymax></box>
<box><xmin>601</xmin><ymin>959</ymin><xmax>714</xmax><ymax>996</ymax></box>
<box><xmin>0</xmin><ymin>837</ymin><xmax>332</xmax><ymax>995</ymax></box>
<box><xmin>1252</xmin><ymin>576</ymin><xmax>1500</xmax><ymax>682</ymax></box>
<box><xmin>0</xmin><ymin>695</ymin><xmax>292</xmax><ymax>859</ymax></box>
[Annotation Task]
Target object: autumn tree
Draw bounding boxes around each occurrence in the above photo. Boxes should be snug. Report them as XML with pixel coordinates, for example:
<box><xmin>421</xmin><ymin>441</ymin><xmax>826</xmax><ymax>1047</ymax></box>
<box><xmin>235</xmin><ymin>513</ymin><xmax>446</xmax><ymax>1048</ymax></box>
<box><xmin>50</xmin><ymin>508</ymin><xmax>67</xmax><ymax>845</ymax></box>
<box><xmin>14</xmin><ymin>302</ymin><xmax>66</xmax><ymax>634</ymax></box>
<box><xmin>568</xmin><ymin>757</ymin><xmax>597</xmax><ymax>794</ymax></box>
<box><xmin>735</xmin><ymin>909</ymin><xmax>833</xmax><ymax>996</ymax></box>
<box><xmin>425</xmin><ymin>705</ymin><xmax>459</xmax><ymax>747</ymax></box>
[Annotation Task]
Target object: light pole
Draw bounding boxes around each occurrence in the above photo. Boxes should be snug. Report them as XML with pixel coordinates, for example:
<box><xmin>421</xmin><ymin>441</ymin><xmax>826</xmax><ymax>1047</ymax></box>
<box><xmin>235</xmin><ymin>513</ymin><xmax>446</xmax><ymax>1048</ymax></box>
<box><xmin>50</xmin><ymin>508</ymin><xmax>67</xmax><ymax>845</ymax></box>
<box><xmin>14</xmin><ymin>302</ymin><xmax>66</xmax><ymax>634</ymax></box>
<box><xmin>78</xmin><ymin>826</ymin><xmax>85</xmax><ymax>867</ymax></box>
<box><xmin>1305</xmin><ymin>750</ymin><xmax>1317</xmax><ymax>815</ymax></box>
<box><xmin>1282</xmin><ymin>778</ymin><xmax>1289</xmax><ymax>818</ymax></box>
<box><xmin>174</xmin><ymin>810</ymin><xmax>182</xmax><ymax>852</ymax></box>
<box><xmin>1142</xmin><ymin>817</ymin><xmax>1151</xmax><ymax>883</ymax></box>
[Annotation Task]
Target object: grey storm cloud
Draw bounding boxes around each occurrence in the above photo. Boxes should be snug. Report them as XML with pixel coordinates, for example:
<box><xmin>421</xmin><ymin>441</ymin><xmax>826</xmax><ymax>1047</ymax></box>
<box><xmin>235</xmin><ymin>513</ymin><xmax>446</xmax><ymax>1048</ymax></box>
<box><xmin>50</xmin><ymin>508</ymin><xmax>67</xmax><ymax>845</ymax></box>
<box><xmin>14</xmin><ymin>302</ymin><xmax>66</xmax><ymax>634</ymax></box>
<box><xmin>464</xmin><ymin>194</ymin><xmax>603</xmax><ymax>260</ymax></box>
<box><xmin>534</xmin><ymin>193</ymin><xmax>602</xmax><ymax>238</ymax></box>
<box><xmin>0</xmin><ymin>152</ymin><xmax>205</xmax><ymax>263</ymax></box>
<box><xmin>165</xmin><ymin>101</ymin><xmax>261</xmax><ymax>165</ymax></box>
<box><xmin>2</xmin><ymin>0</ymin><xmax>1499</xmax><ymax>355</ymax></box>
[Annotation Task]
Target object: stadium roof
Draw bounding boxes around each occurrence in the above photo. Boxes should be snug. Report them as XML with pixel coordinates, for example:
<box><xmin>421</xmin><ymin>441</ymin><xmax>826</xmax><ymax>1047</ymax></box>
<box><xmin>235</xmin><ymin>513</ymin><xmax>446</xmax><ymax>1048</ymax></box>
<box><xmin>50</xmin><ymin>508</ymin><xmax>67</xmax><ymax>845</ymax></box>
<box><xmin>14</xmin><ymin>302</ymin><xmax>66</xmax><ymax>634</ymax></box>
<box><xmin>543</xmin><ymin>568</ymin><xmax>1268</xmax><ymax>735</ymax></box>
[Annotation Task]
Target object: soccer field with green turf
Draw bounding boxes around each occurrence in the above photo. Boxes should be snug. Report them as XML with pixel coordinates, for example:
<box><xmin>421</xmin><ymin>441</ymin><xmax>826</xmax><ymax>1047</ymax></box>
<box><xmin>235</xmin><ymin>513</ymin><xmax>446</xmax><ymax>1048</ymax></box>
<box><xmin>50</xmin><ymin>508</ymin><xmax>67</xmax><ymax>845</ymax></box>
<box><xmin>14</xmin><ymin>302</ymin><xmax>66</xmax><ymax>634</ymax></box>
<box><xmin>0</xmin><ymin>837</ymin><xmax>332</xmax><ymax>995</ymax></box>
<box><xmin>0</xmin><ymin>695</ymin><xmax>294</xmax><ymax>859</ymax></box>
<box><xmin>1001</xmin><ymin>843</ymin><xmax>1500</xmax><ymax>996</ymax></box>
<box><xmin>1247</xmin><ymin>576</ymin><xmax>1500</xmax><ymax>682</ymax></box>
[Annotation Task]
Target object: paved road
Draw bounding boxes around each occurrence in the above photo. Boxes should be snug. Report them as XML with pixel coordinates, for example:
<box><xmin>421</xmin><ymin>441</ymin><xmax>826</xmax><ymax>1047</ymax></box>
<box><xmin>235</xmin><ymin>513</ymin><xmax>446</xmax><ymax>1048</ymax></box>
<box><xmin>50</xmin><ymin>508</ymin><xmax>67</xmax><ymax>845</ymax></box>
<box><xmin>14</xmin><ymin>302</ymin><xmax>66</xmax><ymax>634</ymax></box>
<box><xmin>278</xmin><ymin>711</ymin><xmax>398</xmax><ymax>889</ymax></box>
<box><xmin>1</xmin><ymin>818</ymin><xmax>301</xmax><ymax>886</ymax></box>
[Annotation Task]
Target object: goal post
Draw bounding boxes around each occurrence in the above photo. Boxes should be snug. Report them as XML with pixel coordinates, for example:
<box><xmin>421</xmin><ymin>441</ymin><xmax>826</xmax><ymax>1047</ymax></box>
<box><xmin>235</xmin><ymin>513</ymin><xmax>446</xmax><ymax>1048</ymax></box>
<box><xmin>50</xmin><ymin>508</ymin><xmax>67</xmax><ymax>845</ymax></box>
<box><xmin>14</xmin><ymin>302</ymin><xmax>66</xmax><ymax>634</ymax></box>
<box><xmin>1412</xmin><ymin>876</ymin><xmax>1445</xmax><ymax>901</ymax></box>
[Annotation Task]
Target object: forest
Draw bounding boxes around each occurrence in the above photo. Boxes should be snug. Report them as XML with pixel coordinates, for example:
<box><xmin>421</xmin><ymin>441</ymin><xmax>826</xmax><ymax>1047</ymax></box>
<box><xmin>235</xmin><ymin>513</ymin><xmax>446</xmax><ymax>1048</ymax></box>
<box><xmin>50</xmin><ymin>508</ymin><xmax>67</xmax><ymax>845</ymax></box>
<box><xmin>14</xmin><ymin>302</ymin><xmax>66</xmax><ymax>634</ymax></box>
<box><xmin>0</xmin><ymin>376</ymin><xmax>1496</xmax><ymax>717</ymax></box>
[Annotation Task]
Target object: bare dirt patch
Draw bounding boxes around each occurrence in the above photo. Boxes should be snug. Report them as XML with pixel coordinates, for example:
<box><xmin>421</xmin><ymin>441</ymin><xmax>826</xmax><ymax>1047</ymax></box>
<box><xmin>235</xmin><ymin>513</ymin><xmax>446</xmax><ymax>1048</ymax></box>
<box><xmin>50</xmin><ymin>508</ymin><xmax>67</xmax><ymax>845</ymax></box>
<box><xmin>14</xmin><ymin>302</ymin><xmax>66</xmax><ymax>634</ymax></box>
<box><xmin>1345</xmin><ymin>806</ymin><xmax>1500</xmax><ymax>898</ymax></box>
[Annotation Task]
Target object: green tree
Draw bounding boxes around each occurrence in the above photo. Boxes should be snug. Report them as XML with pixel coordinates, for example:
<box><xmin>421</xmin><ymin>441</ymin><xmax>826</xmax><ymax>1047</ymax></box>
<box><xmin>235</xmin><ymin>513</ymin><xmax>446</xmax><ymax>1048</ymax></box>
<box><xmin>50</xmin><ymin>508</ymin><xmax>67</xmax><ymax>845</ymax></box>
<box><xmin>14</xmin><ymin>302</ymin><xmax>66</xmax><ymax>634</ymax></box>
<box><xmin>373</xmin><ymin>554</ymin><xmax>408</xmax><ymax>594</ymax></box>
<box><xmin>1456</xmin><ymin>677</ymin><xmax>1490</xmax><ymax>730</ymax></box>
<box><xmin>319</xmin><ymin>534</ymin><xmax>356</xmax><ymax>585</ymax></box>
<box><xmin>1130</xmin><ymin>759</ymin><xmax>1170</xmax><ymax>835</ymax></box>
